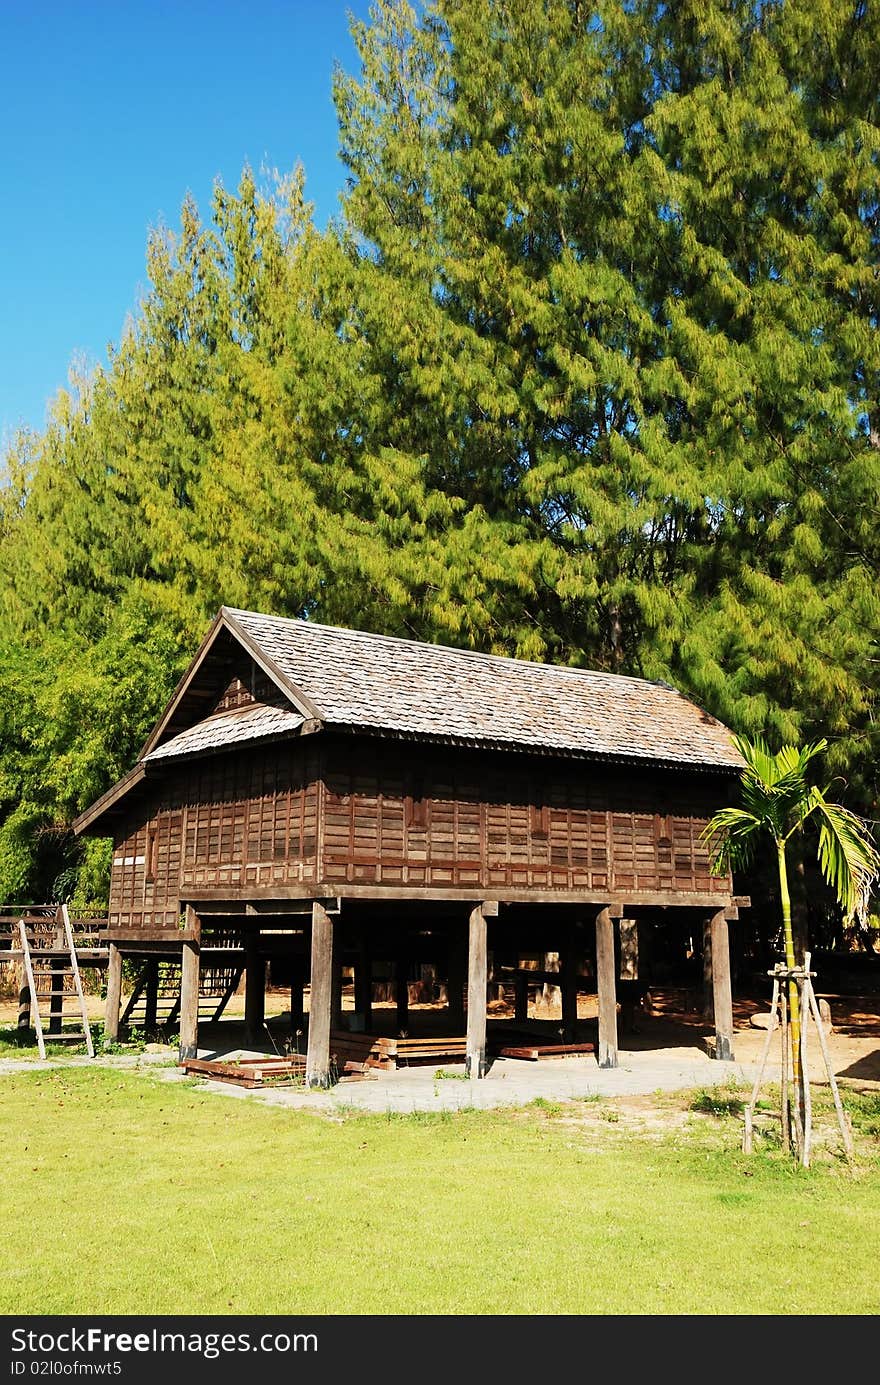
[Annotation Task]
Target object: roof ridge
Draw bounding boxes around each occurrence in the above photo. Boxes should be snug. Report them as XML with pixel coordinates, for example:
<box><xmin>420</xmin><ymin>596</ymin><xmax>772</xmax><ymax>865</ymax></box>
<box><xmin>221</xmin><ymin>607</ymin><xmax>684</xmax><ymax>697</ymax></box>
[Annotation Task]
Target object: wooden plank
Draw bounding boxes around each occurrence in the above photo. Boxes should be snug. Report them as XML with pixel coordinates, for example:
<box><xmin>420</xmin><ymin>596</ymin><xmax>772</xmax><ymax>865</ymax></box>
<box><xmin>181</xmin><ymin>882</ymin><xmax>731</xmax><ymax>909</ymax></box>
<box><xmin>466</xmin><ymin>903</ymin><xmax>488</xmax><ymax>1078</ymax></box>
<box><xmin>306</xmin><ymin>901</ymin><xmax>333</xmax><ymax>1087</ymax></box>
<box><xmin>329</xmin><ymin>1031</ymin><xmax>395</xmax><ymax>1071</ymax></box>
<box><xmin>710</xmin><ymin>908</ymin><xmax>734</xmax><ymax>1061</ymax></box>
<box><xmin>596</xmin><ymin>907</ymin><xmax>618</xmax><ymax>1069</ymax></box>
<box><xmin>182</xmin><ymin>1055</ymin><xmax>306</xmax><ymax>1088</ymax></box>
<box><xmin>104</xmin><ymin>928</ymin><xmax>193</xmax><ymax>944</ymax></box>
<box><xmin>178</xmin><ymin>940</ymin><xmax>200</xmax><ymax>1061</ymax></box>
<box><xmin>499</xmin><ymin>1042</ymin><xmax>596</xmax><ymax>1061</ymax></box>
<box><xmin>243</xmin><ymin>930</ymin><xmax>265</xmax><ymax>1046</ymax></box>
<box><xmin>104</xmin><ymin>943</ymin><xmax>123</xmax><ymax>1044</ymax></box>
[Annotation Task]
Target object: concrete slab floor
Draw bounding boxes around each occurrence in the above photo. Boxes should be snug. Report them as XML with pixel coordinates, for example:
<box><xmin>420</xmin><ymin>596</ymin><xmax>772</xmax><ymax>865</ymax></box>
<box><xmin>157</xmin><ymin>1044</ymin><xmax>770</xmax><ymax>1114</ymax></box>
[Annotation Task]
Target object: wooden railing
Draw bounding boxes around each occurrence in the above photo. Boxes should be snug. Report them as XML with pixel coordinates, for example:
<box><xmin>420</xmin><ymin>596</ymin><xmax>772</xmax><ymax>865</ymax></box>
<box><xmin>0</xmin><ymin>906</ymin><xmax>110</xmax><ymax>959</ymax></box>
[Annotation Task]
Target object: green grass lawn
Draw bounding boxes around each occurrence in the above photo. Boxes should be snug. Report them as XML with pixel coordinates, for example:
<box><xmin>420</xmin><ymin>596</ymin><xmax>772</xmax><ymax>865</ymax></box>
<box><xmin>1</xmin><ymin>1067</ymin><xmax>878</xmax><ymax>1315</ymax></box>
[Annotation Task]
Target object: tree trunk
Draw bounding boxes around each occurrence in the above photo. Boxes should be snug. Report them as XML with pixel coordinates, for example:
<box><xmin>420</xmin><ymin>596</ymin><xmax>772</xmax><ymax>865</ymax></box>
<box><xmin>540</xmin><ymin>951</ymin><xmax>561</xmax><ymax>1014</ymax></box>
<box><xmin>778</xmin><ymin>840</ymin><xmax>804</xmax><ymax>1131</ymax></box>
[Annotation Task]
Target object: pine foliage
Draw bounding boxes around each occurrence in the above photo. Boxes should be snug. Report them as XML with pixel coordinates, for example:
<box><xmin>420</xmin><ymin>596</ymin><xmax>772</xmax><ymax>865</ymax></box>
<box><xmin>1</xmin><ymin>0</ymin><xmax>878</xmax><ymax>904</ymax></box>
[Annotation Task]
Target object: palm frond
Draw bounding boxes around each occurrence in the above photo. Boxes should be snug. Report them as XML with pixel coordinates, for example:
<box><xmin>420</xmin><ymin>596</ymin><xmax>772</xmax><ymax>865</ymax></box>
<box><xmin>814</xmin><ymin>799</ymin><xmax>880</xmax><ymax>927</ymax></box>
<box><xmin>701</xmin><ymin>807</ymin><xmax>762</xmax><ymax>875</ymax></box>
<box><xmin>733</xmin><ymin>737</ymin><xmax>831</xmax><ymax>841</ymax></box>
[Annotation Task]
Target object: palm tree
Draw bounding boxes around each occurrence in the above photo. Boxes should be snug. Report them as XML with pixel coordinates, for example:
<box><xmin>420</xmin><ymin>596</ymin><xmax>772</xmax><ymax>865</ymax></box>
<box><xmin>702</xmin><ymin>736</ymin><xmax>880</xmax><ymax>1100</ymax></box>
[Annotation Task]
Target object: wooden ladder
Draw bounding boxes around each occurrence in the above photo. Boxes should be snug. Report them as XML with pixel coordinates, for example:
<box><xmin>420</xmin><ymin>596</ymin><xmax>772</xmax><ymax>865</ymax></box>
<box><xmin>18</xmin><ymin>904</ymin><xmax>94</xmax><ymax>1059</ymax></box>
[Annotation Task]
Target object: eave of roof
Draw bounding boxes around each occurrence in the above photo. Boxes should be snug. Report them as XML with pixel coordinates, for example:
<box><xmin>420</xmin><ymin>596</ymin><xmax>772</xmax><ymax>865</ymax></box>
<box><xmin>74</xmin><ymin>606</ymin><xmax>745</xmax><ymax>837</ymax></box>
<box><xmin>72</xmin><ymin>763</ymin><xmax>146</xmax><ymax>836</ymax></box>
<box><xmin>143</xmin><ymin>702</ymin><xmax>311</xmax><ymax>765</ymax></box>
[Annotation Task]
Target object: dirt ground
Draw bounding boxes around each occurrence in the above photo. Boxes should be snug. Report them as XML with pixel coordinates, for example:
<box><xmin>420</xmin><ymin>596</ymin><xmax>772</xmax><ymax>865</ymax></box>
<box><xmin>2</xmin><ymin>981</ymin><xmax>878</xmax><ymax>1087</ymax></box>
<box><xmin>587</xmin><ymin>986</ymin><xmax>880</xmax><ymax>1087</ymax></box>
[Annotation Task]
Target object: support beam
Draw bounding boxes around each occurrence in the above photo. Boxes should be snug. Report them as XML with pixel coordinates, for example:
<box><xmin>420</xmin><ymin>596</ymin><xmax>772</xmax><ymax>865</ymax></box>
<box><xmin>395</xmin><ymin>946</ymin><xmax>409</xmax><ymax>1034</ymax></box>
<box><xmin>331</xmin><ymin>952</ymin><xmax>344</xmax><ymax>1031</ymax></box>
<box><xmin>289</xmin><ymin>957</ymin><xmax>305</xmax><ymax>1038</ymax></box>
<box><xmin>104</xmin><ymin>943</ymin><xmax>122</xmax><ymax>1044</ymax></box>
<box><xmin>702</xmin><ymin>917</ymin><xmax>714</xmax><ymax>1022</ymax></box>
<box><xmin>514</xmin><ymin>967</ymin><xmax>529</xmax><ymax>1024</ymax></box>
<box><xmin>561</xmin><ymin>939</ymin><xmax>579</xmax><ymax>1043</ymax></box>
<box><xmin>306</xmin><ymin>902</ymin><xmax>333</xmax><ymax>1088</ymax></box>
<box><xmin>354</xmin><ymin>940</ymin><xmax>373</xmax><ymax>1033</ymax></box>
<box><xmin>178</xmin><ymin>941</ymin><xmax>200</xmax><ymax>1061</ymax></box>
<box><xmin>596</xmin><ymin>907</ymin><xmax>618</xmax><ymax>1069</ymax></box>
<box><xmin>243</xmin><ymin>931</ymin><xmax>265</xmax><ymax>1047</ymax></box>
<box><xmin>710</xmin><ymin>908</ymin><xmax>735</xmax><ymax>1061</ymax></box>
<box><xmin>447</xmin><ymin>943</ymin><xmax>465</xmax><ymax>1028</ymax></box>
<box><xmin>466</xmin><ymin>904</ymin><xmax>489</xmax><ymax>1079</ymax></box>
<box><xmin>143</xmin><ymin>958</ymin><xmax>159</xmax><ymax>1033</ymax></box>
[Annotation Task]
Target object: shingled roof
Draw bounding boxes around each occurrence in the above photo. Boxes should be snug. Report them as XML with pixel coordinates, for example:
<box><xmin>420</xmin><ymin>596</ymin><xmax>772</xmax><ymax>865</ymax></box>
<box><xmin>73</xmin><ymin>607</ymin><xmax>744</xmax><ymax>834</ymax></box>
<box><xmin>143</xmin><ymin>702</ymin><xmax>306</xmax><ymax>764</ymax></box>
<box><xmin>155</xmin><ymin>606</ymin><xmax>740</xmax><ymax>772</ymax></box>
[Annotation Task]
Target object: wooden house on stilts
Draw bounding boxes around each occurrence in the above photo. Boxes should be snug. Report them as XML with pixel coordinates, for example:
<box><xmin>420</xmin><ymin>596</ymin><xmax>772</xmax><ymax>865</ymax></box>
<box><xmin>74</xmin><ymin>607</ymin><xmax>747</xmax><ymax>1084</ymax></box>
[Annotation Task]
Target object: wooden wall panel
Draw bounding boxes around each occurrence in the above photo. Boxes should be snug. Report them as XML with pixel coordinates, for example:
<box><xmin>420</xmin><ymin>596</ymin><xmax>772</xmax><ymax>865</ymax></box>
<box><xmin>318</xmin><ymin>739</ymin><xmax>732</xmax><ymax>898</ymax></box>
<box><xmin>109</xmin><ymin>742</ymin><xmax>321</xmax><ymax>930</ymax></box>
<box><xmin>108</xmin><ymin>731</ymin><xmax>733</xmax><ymax>929</ymax></box>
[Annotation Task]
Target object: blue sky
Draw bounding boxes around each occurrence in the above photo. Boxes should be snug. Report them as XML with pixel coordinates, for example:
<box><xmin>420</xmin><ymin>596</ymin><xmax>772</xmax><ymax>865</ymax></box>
<box><xmin>0</xmin><ymin>0</ymin><xmax>371</xmax><ymax>445</ymax></box>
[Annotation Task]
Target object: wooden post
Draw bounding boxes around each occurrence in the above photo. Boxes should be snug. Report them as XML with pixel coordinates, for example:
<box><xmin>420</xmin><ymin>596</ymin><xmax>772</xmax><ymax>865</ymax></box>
<box><xmin>354</xmin><ymin>939</ymin><xmax>373</xmax><ymax>1033</ymax></box>
<box><xmin>702</xmin><ymin>918</ymin><xmax>714</xmax><ymax>1022</ymax></box>
<box><xmin>178</xmin><ymin>941</ymin><xmax>200</xmax><ymax>1061</ymax></box>
<box><xmin>596</xmin><ymin>907</ymin><xmax>618</xmax><ymax>1069</ymax></box>
<box><xmin>561</xmin><ymin>935</ymin><xmax>578</xmax><ymax>1042</ymax></box>
<box><xmin>710</xmin><ymin>908</ymin><xmax>734</xmax><ymax>1061</ymax></box>
<box><xmin>447</xmin><ymin>943</ymin><xmax>465</xmax><ymax>1027</ymax></box>
<box><xmin>48</xmin><ymin>957</ymin><xmax>65</xmax><ymax>1035</ymax></box>
<box><xmin>244</xmin><ymin>931</ymin><xmax>265</xmax><ymax>1047</ymax></box>
<box><xmin>306</xmin><ymin>901</ymin><xmax>333</xmax><ymax>1088</ymax></box>
<box><xmin>466</xmin><ymin>904</ymin><xmax>488</xmax><ymax>1078</ymax></box>
<box><xmin>395</xmin><ymin>946</ymin><xmax>409</xmax><ymax>1033</ymax></box>
<box><xmin>514</xmin><ymin>967</ymin><xmax>529</xmax><ymax>1024</ymax></box>
<box><xmin>639</xmin><ymin>916</ymin><xmax>652</xmax><ymax>969</ymax></box>
<box><xmin>104</xmin><ymin>943</ymin><xmax>122</xmax><ymax>1044</ymax></box>
<box><xmin>143</xmin><ymin>958</ymin><xmax>159</xmax><ymax>1033</ymax></box>
<box><xmin>289</xmin><ymin>957</ymin><xmax>305</xmax><ymax>1037</ymax></box>
<box><xmin>331</xmin><ymin>951</ymin><xmax>344</xmax><ymax>1030</ymax></box>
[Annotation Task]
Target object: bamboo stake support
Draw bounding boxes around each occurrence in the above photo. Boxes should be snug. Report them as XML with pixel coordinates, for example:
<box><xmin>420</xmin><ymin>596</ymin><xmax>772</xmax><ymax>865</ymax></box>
<box><xmin>780</xmin><ymin>983</ymin><xmax>790</xmax><ymax>1153</ymax></box>
<box><xmin>743</xmin><ymin>962</ymin><xmax>854</xmax><ymax>1167</ymax></box>
<box><xmin>805</xmin><ymin>982</ymin><xmax>854</xmax><ymax>1162</ymax></box>
<box><xmin>799</xmin><ymin>974</ymin><xmax>812</xmax><ymax>1168</ymax></box>
<box><xmin>742</xmin><ymin>978</ymin><xmax>780</xmax><ymax>1155</ymax></box>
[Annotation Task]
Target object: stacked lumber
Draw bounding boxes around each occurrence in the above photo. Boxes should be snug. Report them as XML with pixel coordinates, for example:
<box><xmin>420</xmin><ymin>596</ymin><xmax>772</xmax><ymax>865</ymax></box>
<box><xmin>391</xmin><ymin>1036</ymin><xmax>467</xmax><ymax>1065</ymax></box>
<box><xmin>181</xmin><ymin>1055</ymin><xmax>307</xmax><ymax>1088</ymax></box>
<box><xmin>330</xmin><ymin>1030</ymin><xmax>397</xmax><ymax>1075</ymax></box>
